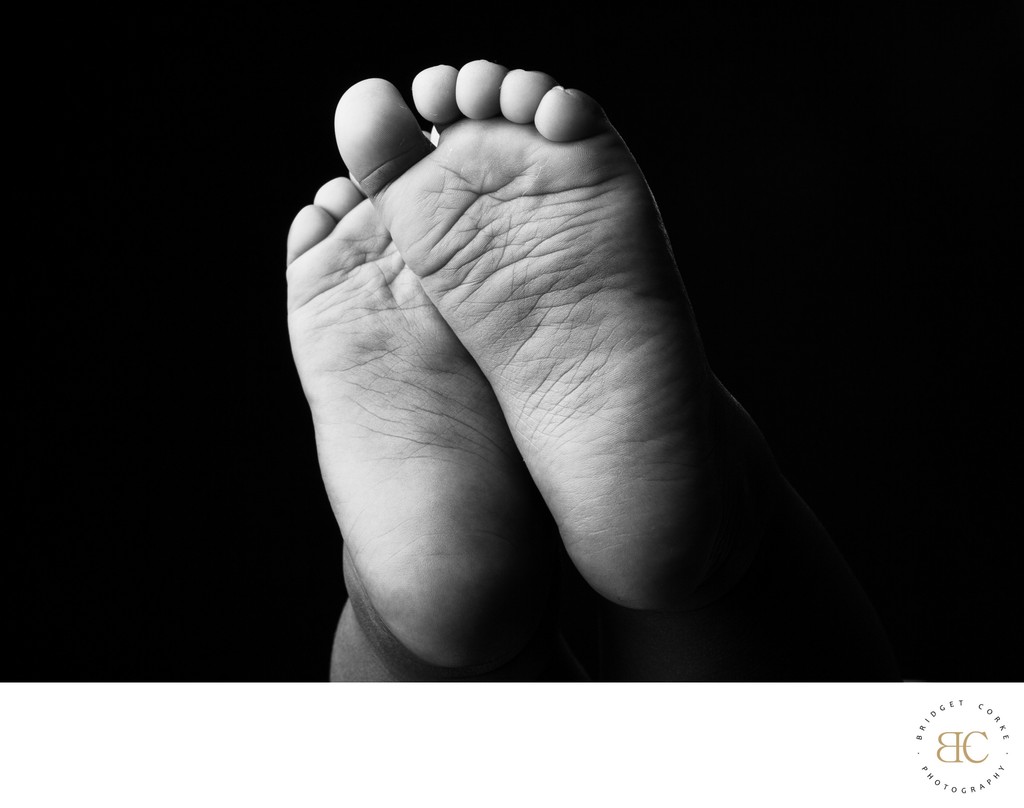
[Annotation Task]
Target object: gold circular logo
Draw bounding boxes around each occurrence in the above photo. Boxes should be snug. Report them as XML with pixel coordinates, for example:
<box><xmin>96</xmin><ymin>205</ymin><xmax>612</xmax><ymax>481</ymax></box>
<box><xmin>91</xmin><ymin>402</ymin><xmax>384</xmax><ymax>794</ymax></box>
<box><xmin>915</xmin><ymin>699</ymin><xmax>1012</xmax><ymax>795</ymax></box>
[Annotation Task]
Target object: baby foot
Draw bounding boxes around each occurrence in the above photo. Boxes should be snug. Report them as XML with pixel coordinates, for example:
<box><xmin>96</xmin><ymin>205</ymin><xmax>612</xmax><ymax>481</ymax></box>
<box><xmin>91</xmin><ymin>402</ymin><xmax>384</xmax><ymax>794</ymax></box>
<box><xmin>287</xmin><ymin>178</ymin><xmax>551</xmax><ymax>667</ymax></box>
<box><xmin>335</xmin><ymin>61</ymin><xmax>748</xmax><ymax>610</ymax></box>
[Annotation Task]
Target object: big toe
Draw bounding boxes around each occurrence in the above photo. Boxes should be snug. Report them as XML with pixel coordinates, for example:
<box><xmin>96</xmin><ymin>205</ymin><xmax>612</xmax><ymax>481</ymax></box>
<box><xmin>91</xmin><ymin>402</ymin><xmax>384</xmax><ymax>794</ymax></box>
<box><xmin>335</xmin><ymin>78</ymin><xmax>433</xmax><ymax>197</ymax></box>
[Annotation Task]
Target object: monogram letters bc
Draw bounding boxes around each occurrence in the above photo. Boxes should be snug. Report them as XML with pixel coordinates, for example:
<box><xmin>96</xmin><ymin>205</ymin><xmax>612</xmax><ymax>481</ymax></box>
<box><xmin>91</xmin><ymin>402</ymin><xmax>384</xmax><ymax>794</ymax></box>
<box><xmin>915</xmin><ymin>700</ymin><xmax>1011</xmax><ymax>796</ymax></box>
<box><xmin>936</xmin><ymin>731</ymin><xmax>988</xmax><ymax>764</ymax></box>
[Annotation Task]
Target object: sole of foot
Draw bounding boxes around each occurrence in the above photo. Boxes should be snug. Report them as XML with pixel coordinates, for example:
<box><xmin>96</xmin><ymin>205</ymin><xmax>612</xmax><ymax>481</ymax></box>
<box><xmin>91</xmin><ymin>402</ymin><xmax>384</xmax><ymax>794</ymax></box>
<box><xmin>334</xmin><ymin>61</ymin><xmax>753</xmax><ymax>610</ymax></box>
<box><xmin>287</xmin><ymin>177</ymin><xmax>552</xmax><ymax>666</ymax></box>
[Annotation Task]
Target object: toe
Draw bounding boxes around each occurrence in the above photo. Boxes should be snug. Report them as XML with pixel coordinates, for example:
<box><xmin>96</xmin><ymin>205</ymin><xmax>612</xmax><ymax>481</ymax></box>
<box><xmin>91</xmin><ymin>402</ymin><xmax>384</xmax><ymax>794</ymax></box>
<box><xmin>534</xmin><ymin>87</ymin><xmax>606</xmax><ymax>142</ymax></box>
<box><xmin>412</xmin><ymin>65</ymin><xmax>460</xmax><ymax>125</ymax></box>
<box><xmin>313</xmin><ymin>177</ymin><xmax>364</xmax><ymax>221</ymax></box>
<box><xmin>455</xmin><ymin>59</ymin><xmax>508</xmax><ymax>120</ymax></box>
<box><xmin>500</xmin><ymin>69</ymin><xmax>557</xmax><ymax>124</ymax></box>
<box><xmin>335</xmin><ymin>78</ymin><xmax>434</xmax><ymax>197</ymax></box>
<box><xmin>287</xmin><ymin>204</ymin><xmax>337</xmax><ymax>265</ymax></box>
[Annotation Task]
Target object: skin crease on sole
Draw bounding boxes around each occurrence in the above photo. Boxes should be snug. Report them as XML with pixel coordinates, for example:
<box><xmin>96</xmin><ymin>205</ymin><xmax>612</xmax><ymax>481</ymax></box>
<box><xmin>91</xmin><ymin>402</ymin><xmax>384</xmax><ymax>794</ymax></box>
<box><xmin>333</xmin><ymin>60</ymin><xmax>759</xmax><ymax>611</ymax></box>
<box><xmin>286</xmin><ymin>179</ymin><xmax>555</xmax><ymax>669</ymax></box>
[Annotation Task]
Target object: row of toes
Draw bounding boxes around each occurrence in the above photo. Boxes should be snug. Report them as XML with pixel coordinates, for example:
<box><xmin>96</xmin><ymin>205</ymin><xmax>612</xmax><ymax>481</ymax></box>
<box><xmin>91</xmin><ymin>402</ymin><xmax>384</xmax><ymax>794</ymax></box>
<box><xmin>287</xmin><ymin>178</ymin><xmax>364</xmax><ymax>264</ymax></box>
<box><xmin>296</xmin><ymin>60</ymin><xmax>607</xmax><ymax>263</ymax></box>
<box><xmin>411</xmin><ymin>60</ymin><xmax>603</xmax><ymax>142</ymax></box>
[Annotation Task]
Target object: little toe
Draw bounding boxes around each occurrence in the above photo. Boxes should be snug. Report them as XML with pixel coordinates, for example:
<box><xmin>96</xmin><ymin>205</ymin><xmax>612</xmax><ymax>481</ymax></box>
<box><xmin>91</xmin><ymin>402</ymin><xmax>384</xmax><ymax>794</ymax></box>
<box><xmin>534</xmin><ymin>86</ymin><xmax>606</xmax><ymax>142</ymax></box>
<box><xmin>335</xmin><ymin>78</ymin><xmax>434</xmax><ymax>197</ymax></box>
<box><xmin>412</xmin><ymin>65</ymin><xmax>460</xmax><ymax>125</ymax></box>
<box><xmin>455</xmin><ymin>59</ymin><xmax>508</xmax><ymax>120</ymax></box>
<box><xmin>500</xmin><ymin>69</ymin><xmax>558</xmax><ymax>124</ymax></box>
<box><xmin>313</xmin><ymin>177</ymin><xmax>364</xmax><ymax>221</ymax></box>
<box><xmin>287</xmin><ymin>204</ymin><xmax>337</xmax><ymax>265</ymax></box>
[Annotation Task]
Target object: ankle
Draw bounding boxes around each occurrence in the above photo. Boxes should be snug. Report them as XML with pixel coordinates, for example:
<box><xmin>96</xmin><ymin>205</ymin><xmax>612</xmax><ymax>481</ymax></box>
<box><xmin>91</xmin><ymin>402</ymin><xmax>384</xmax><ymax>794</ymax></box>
<box><xmin>343</xmin><ymin>540</ymin><xmax>552</xmax><ymax>669</ymax></box>
<box><xmin>672</xmin><ymin>379</ymin><xmax>778</xmax><ymax>610</ymax></box>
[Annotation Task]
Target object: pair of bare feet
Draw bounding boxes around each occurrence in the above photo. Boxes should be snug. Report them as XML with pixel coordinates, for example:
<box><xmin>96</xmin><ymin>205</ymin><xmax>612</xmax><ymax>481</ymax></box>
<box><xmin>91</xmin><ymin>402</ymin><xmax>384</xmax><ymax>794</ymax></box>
<box><xmin>287</xmin><ymin>60</ymin><xmax>769</xmax><ymax>675</ymax></box>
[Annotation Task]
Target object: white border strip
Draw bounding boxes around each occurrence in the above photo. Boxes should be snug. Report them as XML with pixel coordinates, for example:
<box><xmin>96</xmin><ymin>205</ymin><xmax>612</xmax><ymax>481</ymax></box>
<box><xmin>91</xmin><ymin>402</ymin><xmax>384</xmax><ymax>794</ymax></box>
<box><xmin>0</xmin><ymin>683</ymin><xmax>1020</xmax><ymax>807</ymax></box>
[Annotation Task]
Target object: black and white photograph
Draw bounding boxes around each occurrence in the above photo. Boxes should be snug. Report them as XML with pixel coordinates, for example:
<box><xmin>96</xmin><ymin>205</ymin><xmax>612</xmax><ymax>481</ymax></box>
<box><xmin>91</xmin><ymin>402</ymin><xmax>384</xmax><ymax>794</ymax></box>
<box><xmin>7</xmin><ymin>2</ymin><xmax>1022</xmax><ymax>803</ymax></box>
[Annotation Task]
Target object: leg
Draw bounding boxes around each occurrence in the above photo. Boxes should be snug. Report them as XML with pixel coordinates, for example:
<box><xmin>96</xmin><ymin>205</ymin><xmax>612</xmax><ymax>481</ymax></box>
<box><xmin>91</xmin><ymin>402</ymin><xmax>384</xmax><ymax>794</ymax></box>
<box><xmin>599</xmin><ymin>388</ymin><xmax>900</xmax><ymax>680</ymax></box>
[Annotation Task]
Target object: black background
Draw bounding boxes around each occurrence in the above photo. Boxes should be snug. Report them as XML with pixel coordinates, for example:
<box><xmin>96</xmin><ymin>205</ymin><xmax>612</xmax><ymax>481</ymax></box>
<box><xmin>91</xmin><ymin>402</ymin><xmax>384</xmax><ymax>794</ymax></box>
<box><xmin>12</xmin><ymin>3</ymin><xmax>1021</xmax><ymax>681</ymax></box>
